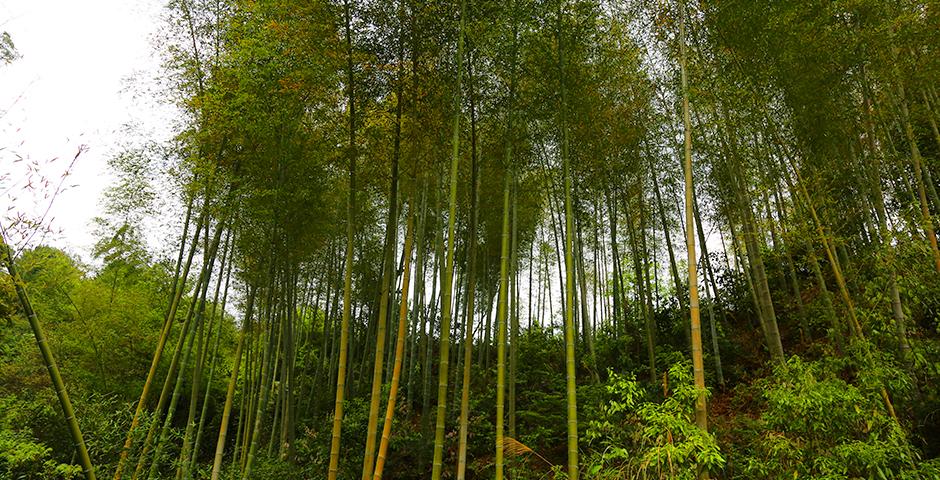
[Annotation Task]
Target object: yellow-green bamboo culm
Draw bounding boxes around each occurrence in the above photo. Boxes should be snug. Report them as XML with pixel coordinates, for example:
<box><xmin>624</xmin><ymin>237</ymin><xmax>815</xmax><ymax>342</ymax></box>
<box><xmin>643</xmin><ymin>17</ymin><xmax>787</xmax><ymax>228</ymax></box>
<box><xmin>2</xmin><ymin>231</ymin><xmax>97</xmax><ymax>480</ymax></box>
<box><xmin>372</xmin><ymin>197</ymin><xmax>416</xmax><ymax>480</ymax></box>
<box><xmin>430</xmin><ymin>0</ymin><xmax>467</xmax><ymax>477</ymax></box>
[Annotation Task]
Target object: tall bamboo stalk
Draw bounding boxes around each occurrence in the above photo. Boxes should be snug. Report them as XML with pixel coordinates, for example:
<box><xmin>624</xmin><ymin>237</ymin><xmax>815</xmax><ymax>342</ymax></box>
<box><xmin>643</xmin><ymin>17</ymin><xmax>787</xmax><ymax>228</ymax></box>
<box><xmin>114</xmin><ymin>205</ymin><xmax>205</xmax><ymax>480</ymax></box>
<box><xmin>209</xmin><ymin>287</ymin><xmax>255</xmax><ymax>480</ymax></box>
<box><xmin>372</xmin><ymin>198</ymin><xmax>416</xmax><ymax>480</ymax></box>
<box><xmin>557</xmin><ymin>1</ymin><xmax>579</xmax><ymax>477</ymax></box>
<box><xmin>328</xmin><ymin>0</ymin><xmax>359</xmax><ymax>476</ymax></box>
<box><xmin>455</xmin><ymin>59</ymin><xmax>481</xmax><ymax>480</ymax></box>
<box><xmin>678</xmin><ymin>1</ymin><xmax>710</xmax><ymax>472</ymax></box>
<box><xmin>430</xmin><ymin>0</ymin><xmax>466</xmax><ymax>476</ymax></box>
<box><xmin>1</xmin><ymin>231</ymin><xmax>97</xmax><ymax>480</ymax></box>
<box><xmin>494</xmin><ymin>166</ymin><xmax>513</xmax><ymax>480</ymax></box>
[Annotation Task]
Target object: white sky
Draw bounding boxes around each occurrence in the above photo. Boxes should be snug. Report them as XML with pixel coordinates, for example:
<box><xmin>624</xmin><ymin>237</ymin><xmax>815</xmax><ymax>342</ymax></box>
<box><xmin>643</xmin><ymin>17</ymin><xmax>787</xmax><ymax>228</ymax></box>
<box><xmin>0</xmin><ymin>0</ymin><xmax>170</xmax><ymax>262</ymax></box>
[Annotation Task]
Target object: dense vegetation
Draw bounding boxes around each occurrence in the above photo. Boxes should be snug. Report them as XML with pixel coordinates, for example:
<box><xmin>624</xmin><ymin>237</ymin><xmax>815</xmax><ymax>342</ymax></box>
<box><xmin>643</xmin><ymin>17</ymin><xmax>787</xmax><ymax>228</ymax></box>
<box><xmin>3</xmin><ymin>0</ymin><xmax>940</xmax><ymax>478</ymax></box>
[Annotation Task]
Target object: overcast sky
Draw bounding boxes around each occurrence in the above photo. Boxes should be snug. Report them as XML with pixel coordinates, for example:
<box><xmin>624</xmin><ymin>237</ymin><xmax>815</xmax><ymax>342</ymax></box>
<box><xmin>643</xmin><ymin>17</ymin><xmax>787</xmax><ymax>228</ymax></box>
<box><xmin>0</xmin><ymin>0</ymin><xmax>171</xmax><ymax>261</ymax></box>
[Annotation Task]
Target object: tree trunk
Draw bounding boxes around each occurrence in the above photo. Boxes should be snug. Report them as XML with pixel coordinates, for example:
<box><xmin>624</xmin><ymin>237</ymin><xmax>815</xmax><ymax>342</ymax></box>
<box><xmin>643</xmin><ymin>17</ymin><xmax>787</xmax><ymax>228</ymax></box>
<box><xmin>327</xmin><ymin>0</ymin><xmax>358</xmax><ymax>475</ymax></box>
<box><xmin>372</xmin><ymin>199</ymin><xmax>416</xmax><ymax>480</ymax></box>
<box><xmin>209</xmin><ymin>287</ymin><xmax>255</xmax><ymax>480</ymax></box>
<box><xmin>362</xmin><ymin>48</ymin><xmax>403</xmax><ymax>478</ymax></box>
<box><xmin>494</xmin><ymin>165</ymin><xmax>512</xmax><ymax>480</ymax></box>
<box><xmin>679</xmin><ymin>1</ymin><xmax>709</xmax><ymax>473</ymax></box>
<box><xmin>430</xmin><ymin>1</ymin><xmax>466</xmax><ymax>475</ymax></box>
<box><xmin>2</xmin><ymin>232</ymin><xmax>97</xmax><ymax>480</ymax></box>
<box><xmin>456</xmin><ymin>46</ymin><xmax>483</xmax><ymax>478</ymax></box>
<box><xmin>557</xmin><ymin>5</ymin><xmax>579</xmax><ymax>476</ymax></box>
<box><xmin>114</xmin><ymin>205</ymin><xmax>205</xmax><ymax>480</ymax></box>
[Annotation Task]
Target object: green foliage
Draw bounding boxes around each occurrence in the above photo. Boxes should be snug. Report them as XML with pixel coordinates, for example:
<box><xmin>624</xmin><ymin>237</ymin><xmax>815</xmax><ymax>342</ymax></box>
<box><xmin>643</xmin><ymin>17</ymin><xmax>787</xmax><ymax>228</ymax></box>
<box><xmin>3</xmin><ymin>244</ymin><xmax>178</xmax><ymax>398</ymax></box>
<box><xmin>513</xmin><ymin>327</ymin><xmax>570</xmax><ymax>450</ymax></box>
<box><xmin>0</xmin><ymin>430</ymin><xmax>82</xmax><ymax>480</ymax></box>
<box><xmin>584</xmin><ymin>361</ymin><xmax>724</xmax><ymax>479</ymax></box>
<box><xmin>730</xmin><ymin>356</ymin><xmax>940</xmax><ymax>479</ymax></box>
<box><xmin>0</xmin><ymin>243</ymin><xmax>237</xmax><ymax>476</ymax></box>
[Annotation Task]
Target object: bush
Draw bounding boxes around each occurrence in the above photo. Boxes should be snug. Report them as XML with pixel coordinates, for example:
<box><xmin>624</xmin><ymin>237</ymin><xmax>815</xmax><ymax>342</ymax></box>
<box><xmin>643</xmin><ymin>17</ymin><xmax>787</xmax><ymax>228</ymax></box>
<box><xmin>735</xmin><ymin>356</ymin><xmax>940</xmax><ymax>479</ymax></box>
<box><xmin>584</xmin><ymin>360</ymin><xmax>724</xmax><ymax>479</ymax></box>
<box><xmin>0</xmin><ymin>430</ymin><xmax>82</xmax><ymax>480</ymax></box>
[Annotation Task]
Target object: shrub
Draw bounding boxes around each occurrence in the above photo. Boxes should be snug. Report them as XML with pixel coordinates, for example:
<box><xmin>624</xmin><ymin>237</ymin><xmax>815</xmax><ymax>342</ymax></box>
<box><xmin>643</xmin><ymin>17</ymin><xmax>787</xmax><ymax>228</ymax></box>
<box><xmin>584</xmin><ymin>360</ymin><xmax>724</xmax><ymax>479</ymax></box>
<box><xmin>736</xmin><ymin>356</ymin><xmax>940</xmax><ymax>479</ymax></box>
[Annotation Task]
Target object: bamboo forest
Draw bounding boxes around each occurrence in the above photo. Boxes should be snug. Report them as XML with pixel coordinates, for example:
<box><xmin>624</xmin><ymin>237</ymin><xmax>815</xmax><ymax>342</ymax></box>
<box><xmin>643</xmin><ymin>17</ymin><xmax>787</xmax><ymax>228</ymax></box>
<box><xmin>5</xmin><ymin>0</ymin><xmax>940</xmax><ymax>478</ymax></box>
